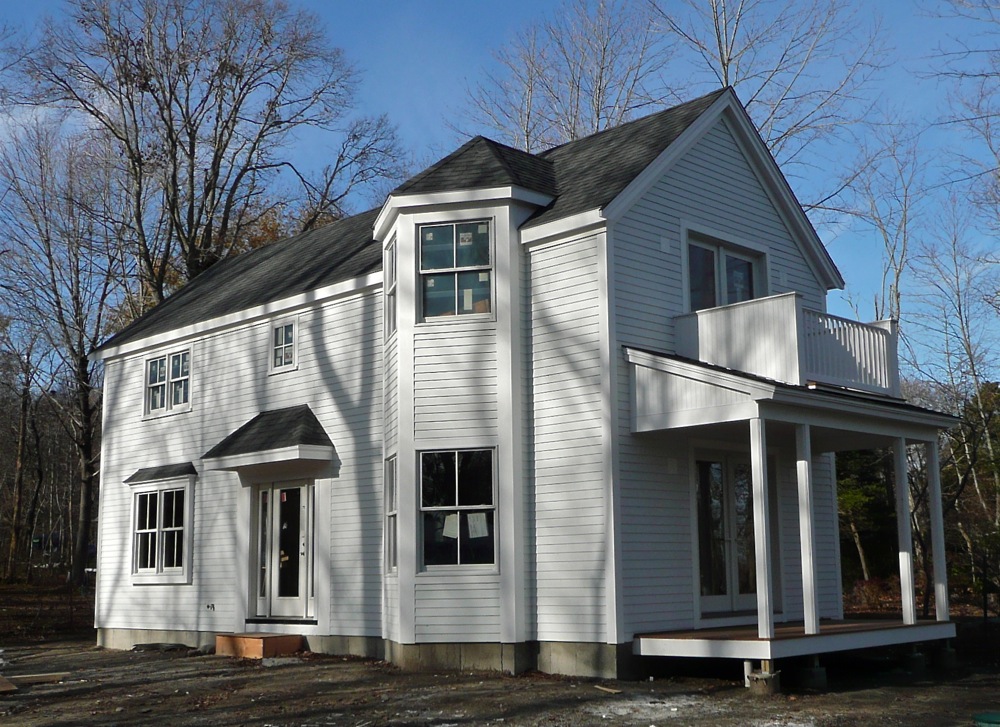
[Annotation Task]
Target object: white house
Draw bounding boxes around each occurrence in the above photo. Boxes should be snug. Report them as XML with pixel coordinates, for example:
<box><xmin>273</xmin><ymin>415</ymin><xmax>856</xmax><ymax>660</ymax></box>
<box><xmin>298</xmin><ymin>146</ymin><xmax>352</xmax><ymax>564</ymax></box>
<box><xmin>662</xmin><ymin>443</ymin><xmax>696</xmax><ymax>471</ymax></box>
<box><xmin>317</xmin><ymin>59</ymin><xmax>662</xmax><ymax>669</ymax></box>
<box><xmin>91</xmin><ymin>88</ymin><xmax>956</xmax><ymax>679</ymax></box>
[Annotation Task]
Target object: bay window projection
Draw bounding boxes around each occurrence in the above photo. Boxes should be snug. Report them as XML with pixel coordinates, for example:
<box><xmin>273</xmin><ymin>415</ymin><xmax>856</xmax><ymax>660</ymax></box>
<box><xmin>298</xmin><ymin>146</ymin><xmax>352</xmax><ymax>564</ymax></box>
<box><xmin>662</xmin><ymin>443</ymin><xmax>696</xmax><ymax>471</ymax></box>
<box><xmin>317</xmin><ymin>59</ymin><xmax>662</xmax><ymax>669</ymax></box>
<box><xmin>420</xmin><ymin>449</ymin><xmax>495</xmax><ymax>566</ymax></box>
<box><xmin>687</xmin><ymin>237</ymin><xmax>762</xmax><ymax>311</ymax></box>
<box><xmin>419</xmin><ymin>221</ymin><xmax>491</xmax><ymax>318</ymax></box>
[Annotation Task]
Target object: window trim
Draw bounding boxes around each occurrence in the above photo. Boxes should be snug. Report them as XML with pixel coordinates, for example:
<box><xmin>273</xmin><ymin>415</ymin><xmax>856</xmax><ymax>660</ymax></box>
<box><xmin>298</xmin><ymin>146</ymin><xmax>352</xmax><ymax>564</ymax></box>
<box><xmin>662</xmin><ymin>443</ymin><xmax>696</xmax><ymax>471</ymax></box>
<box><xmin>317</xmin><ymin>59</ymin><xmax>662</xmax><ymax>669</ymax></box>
<box><xmin>268</xmin><ymin>317</ymin><xmax>299</xmax><ymax>375</ymax></box>
<box><xmin>143</xmin><ymin>348</ymin><xmax>192</xmax><ymax>418</ymax></box>
<box><xmin>385</xmin><ymin>455</ymin><xmax>398</xmax><ymax>572</ymax></box>
<box><xmin>681</xmin><ymin>223</ymin><xmax>768</xmax><ymax>313</ymax></box>
<box><xmin>128</xmin><ymin>475</ymin><xmax>195</xmax><ymax>585</ymax></box>
<box><xmin>418</xmin><ymin>448</ymin><xmax>497</xmax><ymax>571</ymax></box>
<box><xmin>417</xmin><ymin>219</ymin><xmax>494</xmax><ymax>322</ymax></box>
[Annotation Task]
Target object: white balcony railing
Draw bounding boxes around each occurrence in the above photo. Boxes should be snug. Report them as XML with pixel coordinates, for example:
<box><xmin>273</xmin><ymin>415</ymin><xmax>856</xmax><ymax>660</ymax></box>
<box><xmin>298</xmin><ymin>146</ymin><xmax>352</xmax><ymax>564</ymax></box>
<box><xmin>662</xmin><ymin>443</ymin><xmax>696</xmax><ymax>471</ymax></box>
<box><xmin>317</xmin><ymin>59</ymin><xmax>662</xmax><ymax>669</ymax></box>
<box><xmin>674</xmin><ymin>292</ymin><xmax>900</xmax><ymax>397</ymax></box>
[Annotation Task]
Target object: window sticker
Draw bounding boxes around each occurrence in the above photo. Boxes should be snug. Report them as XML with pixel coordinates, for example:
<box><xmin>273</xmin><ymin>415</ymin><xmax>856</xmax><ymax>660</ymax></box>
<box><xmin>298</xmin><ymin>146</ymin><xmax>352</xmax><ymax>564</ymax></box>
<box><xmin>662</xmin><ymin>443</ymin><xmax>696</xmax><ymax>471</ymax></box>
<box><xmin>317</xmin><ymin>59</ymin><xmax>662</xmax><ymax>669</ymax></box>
<box><xmin>427</xmin><ymin>278</ymin><xmax>435</xmax><ymax>288</ymax></box>
<box><xmin>479</xmin><ymin>272</ymin><xmax>489</xmax><ymax>282</ymax></box>
<box><xmin>468</xmin><ymin>512</ymin><xmax>489</xmax><ymax>539</ymax></box>
<box><xmin>463</xmin><ymin>289</ymin><xmax>473</xmax><ymax>311</ymax></box>
<box><xmin>478</xmin><ymin>224</ymin><xmax>488</xmax><ymax>233</ymax></box>
<box><xmin>443</xmin><ymin>513</ymin><xmax>459</xmax><ymax>539</ymax></box>
<box><xmin>459</xmin><ymin>231</ymin><xmax>473</xmax><ymax>246</ymax></box>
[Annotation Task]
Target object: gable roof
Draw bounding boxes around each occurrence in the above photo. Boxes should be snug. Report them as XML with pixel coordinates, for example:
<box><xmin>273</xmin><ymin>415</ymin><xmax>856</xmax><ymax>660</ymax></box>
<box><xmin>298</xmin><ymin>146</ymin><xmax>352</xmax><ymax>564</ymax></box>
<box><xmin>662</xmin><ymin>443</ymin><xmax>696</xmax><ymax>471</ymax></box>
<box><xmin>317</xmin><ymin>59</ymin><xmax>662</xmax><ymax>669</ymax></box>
<box><xmin>525</xmin><ymin>89</ymin><xmax>727</xmax><ymax>228</ymax></box>
<box><xmin>203</xmin><ymin>405</ymin><xmax>333</xmax><ymax>460</ymax></box>
<box><xmin>98</xmin><ymin>208</ymin><xmax>382</xmax><ymax>352</ymax></box>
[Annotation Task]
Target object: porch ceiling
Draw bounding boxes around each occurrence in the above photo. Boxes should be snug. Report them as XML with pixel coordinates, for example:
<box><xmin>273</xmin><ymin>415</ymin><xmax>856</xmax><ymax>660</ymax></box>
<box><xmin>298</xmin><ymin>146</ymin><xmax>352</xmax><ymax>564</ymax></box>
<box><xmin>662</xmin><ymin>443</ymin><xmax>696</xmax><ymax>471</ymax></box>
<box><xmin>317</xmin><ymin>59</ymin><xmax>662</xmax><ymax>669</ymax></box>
<box><xmin>634</xmin><ymin>620</ymin><xmax>956</xmax><ymax>660</ymax></box>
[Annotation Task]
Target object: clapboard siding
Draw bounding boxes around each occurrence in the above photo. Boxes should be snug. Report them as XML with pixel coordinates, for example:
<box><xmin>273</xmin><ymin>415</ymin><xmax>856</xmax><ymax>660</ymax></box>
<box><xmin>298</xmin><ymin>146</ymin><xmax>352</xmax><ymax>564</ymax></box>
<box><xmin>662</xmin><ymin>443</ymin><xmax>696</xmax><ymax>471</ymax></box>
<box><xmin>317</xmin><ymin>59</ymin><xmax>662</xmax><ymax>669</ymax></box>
<box><xmin>528</xmin><ymin>233</ymin><xmax>607</xmax><ymax>642</ymax></box>
<box><xmin>412</xmin><ymin>323</ymin><xmax>498</xmax><ymax>441</ymax></box>
<box><xmin>413</xmin><ymin>576</ymin><xmax>502</xmax><ymax>641</ymax></box>
<box><xmin>96</xmin><ymin>290</ymin><xmax>384</xmax><ymax>637</ymax></box>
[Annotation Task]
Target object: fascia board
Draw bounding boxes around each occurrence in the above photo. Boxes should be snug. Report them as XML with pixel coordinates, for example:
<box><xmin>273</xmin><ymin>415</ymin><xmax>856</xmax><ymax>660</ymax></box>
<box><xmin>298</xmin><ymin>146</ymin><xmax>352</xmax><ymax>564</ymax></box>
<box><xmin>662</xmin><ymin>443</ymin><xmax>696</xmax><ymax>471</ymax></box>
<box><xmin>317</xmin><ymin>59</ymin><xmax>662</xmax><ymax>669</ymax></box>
<box><xmin>520</xmin><ymin>209</ymin><xmax>606</xmax><ymax>245</ymax></box>
<box><xmin>202</xmin><ymin>444</ymin><xmax>335</xmax><ymax>471</ymax></box>
<box><xmin>375</xmin><ymin>186</ymin><xmax>555</xmax><ymax>240</ymax></box>
<box><xmin>92</xmin><ymin>272</ymin><xmax>381</xmax><ymax>362</ymax></box>
<box><xmin>765</xmin><ymin>388</ymin><xmax>958</xmax><ymax>432</ymax></box>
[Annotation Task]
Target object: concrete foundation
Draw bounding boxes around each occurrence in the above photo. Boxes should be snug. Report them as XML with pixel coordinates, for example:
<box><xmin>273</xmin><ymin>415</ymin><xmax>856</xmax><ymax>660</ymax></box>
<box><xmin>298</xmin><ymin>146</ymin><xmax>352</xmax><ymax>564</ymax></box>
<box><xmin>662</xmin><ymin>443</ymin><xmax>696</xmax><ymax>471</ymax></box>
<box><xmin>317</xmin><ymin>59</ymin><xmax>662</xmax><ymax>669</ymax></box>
<box><xmin>97</xmin><ymin>629</ymin><xmax>636</xmax><ymax>678</ymax></box>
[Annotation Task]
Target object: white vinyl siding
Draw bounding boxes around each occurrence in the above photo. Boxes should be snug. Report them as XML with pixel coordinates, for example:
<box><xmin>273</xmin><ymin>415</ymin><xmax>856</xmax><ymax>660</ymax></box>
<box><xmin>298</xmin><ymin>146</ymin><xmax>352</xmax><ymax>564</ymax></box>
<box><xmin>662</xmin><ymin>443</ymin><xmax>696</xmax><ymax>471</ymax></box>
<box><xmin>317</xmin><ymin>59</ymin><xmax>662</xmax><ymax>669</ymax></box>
<box><xmin>413</xmin><ymin>574</ymin><xmax>502</xmax><ymax>641</ymax></box>
<box><xmin>96</xmin><ymin>289</ymin><xmax>384</xmax><ymax>638</ymax></box>
<box><xmin>528</xmin><ymin>233</ymin><xmax>607</xmax><ymax>642</ymax></box>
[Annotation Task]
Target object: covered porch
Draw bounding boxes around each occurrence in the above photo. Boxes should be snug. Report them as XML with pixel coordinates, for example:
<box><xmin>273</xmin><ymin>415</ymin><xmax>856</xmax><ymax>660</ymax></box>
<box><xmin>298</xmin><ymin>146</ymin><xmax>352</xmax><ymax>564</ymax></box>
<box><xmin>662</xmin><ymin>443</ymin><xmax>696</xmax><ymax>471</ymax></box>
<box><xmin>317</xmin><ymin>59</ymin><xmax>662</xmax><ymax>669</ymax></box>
<box><xmin>625</xmin><ymin>348</ymin><xmax>957</xmax><ymax>666</ymax></box>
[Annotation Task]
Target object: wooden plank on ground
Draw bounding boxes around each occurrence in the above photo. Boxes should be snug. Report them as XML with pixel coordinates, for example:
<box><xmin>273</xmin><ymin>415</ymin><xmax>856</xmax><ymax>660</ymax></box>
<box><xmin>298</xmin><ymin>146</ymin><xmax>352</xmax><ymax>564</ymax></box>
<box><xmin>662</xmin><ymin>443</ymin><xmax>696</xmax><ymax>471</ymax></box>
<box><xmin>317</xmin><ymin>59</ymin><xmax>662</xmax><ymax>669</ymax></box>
<box><xmin>6</xmin><ymin>672</ymin><xmax>71</xmax><ymax>685</ymax></box>
<box><xmin>0</xmin><ymin>676</ymin><xmax>17</xmax><ymax>693</ymax></box>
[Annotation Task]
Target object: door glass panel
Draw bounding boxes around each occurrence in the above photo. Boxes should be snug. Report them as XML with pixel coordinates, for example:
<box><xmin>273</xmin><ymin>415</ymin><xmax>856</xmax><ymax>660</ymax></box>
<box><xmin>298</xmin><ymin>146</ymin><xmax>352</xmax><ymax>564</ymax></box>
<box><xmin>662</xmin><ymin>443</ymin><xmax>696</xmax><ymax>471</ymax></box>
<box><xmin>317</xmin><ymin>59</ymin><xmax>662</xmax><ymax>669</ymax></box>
<box><xmin>688</xmin><ymin>245</ymin><xmax>717</xmax><ymax>310</ymax></box>
<box><xmin>697</xmin><ymin>460</ymin><xmax>727</xmax><ymax>597</ymax></box>
<box><xmin>277</xmin><ymin>487</ymin><xmax>301</xmax><ymax>598</ymax></box>
<box><xmin>258</xmin><ymin>491</ymin><xmax>269</xmax><ymax>598</ymax></box>
<box><xmin>725</xmin><ymin>255</ymin><xmax>754</xmax><ymax>304</ymax></box>
<box><xmin>732</xmin><ymin>462</ymin><xmax>756</xmax><ymax>595</ymax></box>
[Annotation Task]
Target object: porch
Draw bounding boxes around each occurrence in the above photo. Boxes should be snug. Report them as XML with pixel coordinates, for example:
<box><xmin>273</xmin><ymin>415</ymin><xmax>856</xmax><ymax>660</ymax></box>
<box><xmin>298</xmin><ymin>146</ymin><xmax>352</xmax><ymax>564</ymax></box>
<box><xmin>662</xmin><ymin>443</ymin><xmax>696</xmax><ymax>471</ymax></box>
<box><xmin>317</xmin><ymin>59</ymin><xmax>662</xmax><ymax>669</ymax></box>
<box><xmin>625</xmin><ymin>347</ymin><xmax>957</xmax><ymax>658</ymax></box>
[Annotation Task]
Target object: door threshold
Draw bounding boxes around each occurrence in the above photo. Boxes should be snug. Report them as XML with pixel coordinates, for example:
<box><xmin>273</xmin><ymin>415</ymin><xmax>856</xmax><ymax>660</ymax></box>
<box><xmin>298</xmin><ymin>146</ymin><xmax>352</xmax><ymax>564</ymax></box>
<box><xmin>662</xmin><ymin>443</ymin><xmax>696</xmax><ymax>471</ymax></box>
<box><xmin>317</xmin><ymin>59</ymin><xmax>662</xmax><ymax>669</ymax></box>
<box><xmin>245</xmin><ymin>617</ymin><xmax>318</xmax><ymax>626</ymax></box>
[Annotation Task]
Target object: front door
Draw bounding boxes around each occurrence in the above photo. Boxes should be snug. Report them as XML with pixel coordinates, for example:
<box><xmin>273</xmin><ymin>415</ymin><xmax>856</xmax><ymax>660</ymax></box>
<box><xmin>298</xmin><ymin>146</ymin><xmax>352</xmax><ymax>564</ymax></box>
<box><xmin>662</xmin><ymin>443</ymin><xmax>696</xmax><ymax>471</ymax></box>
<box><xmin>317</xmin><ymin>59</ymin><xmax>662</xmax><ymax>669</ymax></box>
<box><xmin>696</xmin><ymin>457</ymin><xmax>757</xmax><ymax>614</ymax></box>
<box><xmin>254</xmin><ymin>482</ymin><xmax>313</xmax><ymax>618</ymax></box>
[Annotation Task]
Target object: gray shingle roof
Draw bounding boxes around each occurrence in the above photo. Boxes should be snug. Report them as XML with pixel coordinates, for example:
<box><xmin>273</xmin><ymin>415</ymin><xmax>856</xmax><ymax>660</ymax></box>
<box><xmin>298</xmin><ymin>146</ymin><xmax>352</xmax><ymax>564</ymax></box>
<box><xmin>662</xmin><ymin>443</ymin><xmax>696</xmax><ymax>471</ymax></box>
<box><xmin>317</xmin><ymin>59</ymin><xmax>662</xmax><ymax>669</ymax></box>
<box><xmin>203</xmin><ymin>405</ymin><xmax>333</xmax><ymax>460</ymax></box>
<box><xmin>98</xmin><ymin>208</ymin><xmax>382</xmax><ymax>351</ymax></box>
<box><xmin>96</xmin><ymin>91</ymin><xmax>729</xmax><ymax>352</ymax></box>
<box><xmin>394</xmin><ymin>136</ymin><xmax>557</xmax><ymax>197</ymax></box>
<box><xmin>124</xmin><ymin>462</ymin><xmax>198</xmax><ymax>484</ymax></box>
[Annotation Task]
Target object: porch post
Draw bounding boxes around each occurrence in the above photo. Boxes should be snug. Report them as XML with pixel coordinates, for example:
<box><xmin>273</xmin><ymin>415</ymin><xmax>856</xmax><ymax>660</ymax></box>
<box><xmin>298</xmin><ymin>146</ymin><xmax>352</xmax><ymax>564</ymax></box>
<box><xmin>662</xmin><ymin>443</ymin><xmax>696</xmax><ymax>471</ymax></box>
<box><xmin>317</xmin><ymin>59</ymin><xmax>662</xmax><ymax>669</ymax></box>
<box><xmin>925</xmin><ymin>441</ymin><xmax>950</xmax><ymax>622</ymax></box>
<box><xmin>893</xmin><ymin>437</ymin><xmax>917</xmax><ymax>625</ymax></box>
<box><xmin>796</xmin><ymin>424</ymin><xmax>819</xmax><ymax>635</ymax></box>
<box><xmin>750</xmin><ymin>417</ymin><xmax>775</xmax><ymax>639</ymax></box>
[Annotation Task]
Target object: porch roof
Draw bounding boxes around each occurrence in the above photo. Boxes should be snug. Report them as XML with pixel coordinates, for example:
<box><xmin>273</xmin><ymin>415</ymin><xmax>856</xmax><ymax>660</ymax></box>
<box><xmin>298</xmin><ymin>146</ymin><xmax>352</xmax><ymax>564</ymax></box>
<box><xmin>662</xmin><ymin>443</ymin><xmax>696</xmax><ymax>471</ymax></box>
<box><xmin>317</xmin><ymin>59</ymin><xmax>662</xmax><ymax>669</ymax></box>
<box><xmin>626</xmin><ymin>347</ymin><xmax>956</xmax><ymax>448</ymax></box>
<box><xmin>202</xmin><ymin>405</ymin><xmax>336</xmax><ymax>472</ymax></box>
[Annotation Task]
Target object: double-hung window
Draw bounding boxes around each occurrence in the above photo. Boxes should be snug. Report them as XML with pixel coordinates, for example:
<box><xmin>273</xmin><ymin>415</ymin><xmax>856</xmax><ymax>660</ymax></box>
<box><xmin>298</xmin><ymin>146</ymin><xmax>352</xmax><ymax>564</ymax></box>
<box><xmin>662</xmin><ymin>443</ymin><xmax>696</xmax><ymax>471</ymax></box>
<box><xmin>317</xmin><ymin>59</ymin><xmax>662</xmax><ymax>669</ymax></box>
<box><xmin>385</xmin><ymin>239</ymin><xmax>397</xmax><ymax>337</ymax></box>
<box><xmin>131</xmin><ymin>479</ymin><xmax>194</xmax><ymax>584</ymax></box>
<box><xmin>420</xmin><ymin>449</ymin><xmax>495</xmax><ymax>567</ymax></box>
<box><xmin>687</xmin><ymin>236</ymin><xmax>764</xmax><ymax>311</ymax></box>
<box><xmin>271</xmin><ymin>321</ymin><xmax>296</xmax><ymax>372</ymax></box>
<box><xmin>419</xmin><ymin>221</ymin><xmax>491</xmax><ymax>318</ymax></box>
<box><xmin>146</xmin><ymin>350</ymin><xmax>190</xmax><ymax>414</ymax></box>
<box><xmin>385</xmin><ymin>456</ymin><xmax>398</xmax><ymax>571</ymax></box>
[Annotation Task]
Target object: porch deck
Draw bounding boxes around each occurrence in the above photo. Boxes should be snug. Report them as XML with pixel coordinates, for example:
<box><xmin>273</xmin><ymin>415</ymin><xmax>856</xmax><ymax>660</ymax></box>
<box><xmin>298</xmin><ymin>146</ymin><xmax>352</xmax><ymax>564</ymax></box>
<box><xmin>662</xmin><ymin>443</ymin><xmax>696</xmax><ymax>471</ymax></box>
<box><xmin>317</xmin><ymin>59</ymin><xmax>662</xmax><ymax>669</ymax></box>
<box><xmin>634</xmin><ymin>618</ymin><xmax>956</xmax><ymax>660</ymax></box>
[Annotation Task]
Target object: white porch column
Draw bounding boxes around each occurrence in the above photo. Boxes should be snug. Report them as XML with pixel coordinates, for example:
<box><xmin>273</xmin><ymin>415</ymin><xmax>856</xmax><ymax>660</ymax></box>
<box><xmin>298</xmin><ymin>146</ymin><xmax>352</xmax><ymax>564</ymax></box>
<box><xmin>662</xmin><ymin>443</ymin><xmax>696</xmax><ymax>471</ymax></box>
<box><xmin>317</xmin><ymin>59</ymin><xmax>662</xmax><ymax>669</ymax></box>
<box><xmin>750</xmin><ymin>417</ymin><xmax>775</xmax><ymax>639</ymax></box>
<box><xmin>796</xmin><ymin>424</ymin><xmax>819</xmax><ymax>635</ymax></box>
<box><xmin>893</xmin><ymin>437</ymin><xmax>917</xmax><ymax>625</ymax></box>
<box><xmin>926</xmin><ymin>442</ymin><xmax>950</xmax><ymax>622</ymax></box>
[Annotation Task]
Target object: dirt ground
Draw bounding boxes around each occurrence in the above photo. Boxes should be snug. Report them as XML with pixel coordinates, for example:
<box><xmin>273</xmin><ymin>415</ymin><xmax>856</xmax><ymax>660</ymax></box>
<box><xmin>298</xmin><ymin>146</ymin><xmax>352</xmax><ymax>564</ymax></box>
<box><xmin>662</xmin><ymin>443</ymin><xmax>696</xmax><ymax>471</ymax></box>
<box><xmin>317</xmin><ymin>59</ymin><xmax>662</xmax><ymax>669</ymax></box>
<box><xmin>2</xmin><ymin>586</ymin><xmax>1000</xmax><ymax>726</ymax></box>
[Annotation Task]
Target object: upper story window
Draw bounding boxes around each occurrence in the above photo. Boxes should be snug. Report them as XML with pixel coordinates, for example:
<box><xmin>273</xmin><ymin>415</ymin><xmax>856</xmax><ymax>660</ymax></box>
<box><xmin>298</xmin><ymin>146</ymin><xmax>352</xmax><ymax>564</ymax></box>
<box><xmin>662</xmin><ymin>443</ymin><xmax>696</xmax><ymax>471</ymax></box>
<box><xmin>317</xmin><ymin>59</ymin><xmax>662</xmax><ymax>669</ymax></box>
<box><xmin>385</xmin><ymin>239</ymin><xmax>397</xmax><ymax>337</ymax></box>
<box><xmin>146</xmin><ymin>350</ymin><xmax>190</xmax><ymax>415</ymax></box>
<box><xmin>419</xmin><ymin>220</ymin><xmax>491</xmax><ymax>319</ymax></box>
<box><xmin>420</xmin><ymin>448</ymin><xmax>495</xmax><ymax>567</ymax></box>
<box><xmin>687</xmin><ymin>236</ymin><xmax>765</xmax><ymax>311</ymax></box>
<box><xmin>271</xmin><ymin>321</ymin><xmax>296</xmax><ymax>372</ymax></box>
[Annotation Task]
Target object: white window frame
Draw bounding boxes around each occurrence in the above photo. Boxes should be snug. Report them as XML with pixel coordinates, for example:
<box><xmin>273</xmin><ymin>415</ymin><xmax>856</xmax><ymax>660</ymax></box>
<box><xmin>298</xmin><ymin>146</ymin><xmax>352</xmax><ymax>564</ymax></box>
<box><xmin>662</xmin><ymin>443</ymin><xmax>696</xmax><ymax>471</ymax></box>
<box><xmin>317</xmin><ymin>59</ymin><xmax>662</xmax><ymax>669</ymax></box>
<box><xmin>144</xmin><ymin>348</ymin><xmax>191</xmax><ymax>417</ymax></box>
<box><xmin>385</xmin><ymin>455</ymin><xmax>398</xmax><ymax>572</ymax></box>
<box><xmin>418</xmin><ymin>219</ymin><xmax>494</xmax><ymax>321</ymax></box>
<box><xmin>129</xmin><ymin>475</ymin><xmax>195</xmax><ymax>585</ymax></box>
<box><xmin>419</xmin><ymin>448</ymin><xmax>497</xmax><ymax>570</ymax></box>
<box><xmin>681</xmin><ymin>224</ymin><xmax>768</xmax><ymax>313</ymax></box>
<box><xmin>268</xmin><ymin>317</ymin><xmax>298</xmax><ymax>374</ymax></box>
<box><xmin>385</xmin><ymin>238</ymin><xmax>397</xmax><ymax>339</ymax></box>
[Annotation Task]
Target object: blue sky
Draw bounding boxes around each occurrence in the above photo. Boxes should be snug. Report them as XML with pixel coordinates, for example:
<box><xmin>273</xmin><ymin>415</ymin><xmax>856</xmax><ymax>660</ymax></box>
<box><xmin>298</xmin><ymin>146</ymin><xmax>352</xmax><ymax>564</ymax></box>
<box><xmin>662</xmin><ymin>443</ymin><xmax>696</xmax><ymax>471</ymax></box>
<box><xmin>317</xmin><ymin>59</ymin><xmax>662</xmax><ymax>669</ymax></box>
<box><xmin>0</xmin><ymin>0</ymin><xmax>986</xmax><ymax>320</ymax></box>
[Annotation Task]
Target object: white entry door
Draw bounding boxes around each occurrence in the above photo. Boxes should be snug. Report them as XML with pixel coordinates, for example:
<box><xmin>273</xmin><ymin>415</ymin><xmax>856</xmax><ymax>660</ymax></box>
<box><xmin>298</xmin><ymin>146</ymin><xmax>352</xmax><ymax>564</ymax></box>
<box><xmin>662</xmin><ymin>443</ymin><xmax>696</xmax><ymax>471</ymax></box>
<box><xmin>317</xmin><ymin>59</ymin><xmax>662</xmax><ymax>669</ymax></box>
<box><xmin>254</xmin><ymin>482</ymin><xmax>314</xmax><ymax>619</ymax></box>
<box><xmin>696</xmin><ymin>457</ymin><xmax>757</xmax><ymax>614</ymax></box>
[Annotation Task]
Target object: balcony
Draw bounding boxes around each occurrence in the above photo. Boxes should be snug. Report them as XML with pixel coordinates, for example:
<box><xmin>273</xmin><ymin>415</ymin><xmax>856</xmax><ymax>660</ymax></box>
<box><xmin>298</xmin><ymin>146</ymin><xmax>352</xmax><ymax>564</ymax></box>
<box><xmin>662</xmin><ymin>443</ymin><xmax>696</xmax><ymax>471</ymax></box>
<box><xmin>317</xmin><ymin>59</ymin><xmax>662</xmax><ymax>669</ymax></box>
<box><xmin>674</xmin><ymin>292</ymin><xmax>900</xmax><ymax>398</ymax></box>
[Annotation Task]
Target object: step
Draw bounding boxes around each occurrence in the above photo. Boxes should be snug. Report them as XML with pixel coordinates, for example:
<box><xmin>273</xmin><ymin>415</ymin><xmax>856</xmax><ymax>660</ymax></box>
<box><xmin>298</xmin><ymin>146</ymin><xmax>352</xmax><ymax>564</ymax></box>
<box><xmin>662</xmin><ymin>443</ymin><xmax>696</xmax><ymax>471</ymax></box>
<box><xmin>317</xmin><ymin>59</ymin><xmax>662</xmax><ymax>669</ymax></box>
<box><xmin>215</xmin><ymin>632</ymin><xmax>303</xmax><ymax>659</ymax></box>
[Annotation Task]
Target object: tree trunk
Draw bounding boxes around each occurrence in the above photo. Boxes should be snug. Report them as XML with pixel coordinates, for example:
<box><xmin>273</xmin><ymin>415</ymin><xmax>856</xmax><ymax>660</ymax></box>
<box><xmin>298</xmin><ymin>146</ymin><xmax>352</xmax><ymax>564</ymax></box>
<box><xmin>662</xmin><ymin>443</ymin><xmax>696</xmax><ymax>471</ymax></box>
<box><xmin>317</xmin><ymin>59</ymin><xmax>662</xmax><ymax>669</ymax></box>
<box><xmin>69</xmin><ymin>355</ymin><xmax>97</xmax><ymax>587</ymax></box>
<box><xmin>4</xmin><ymin>379</ymin><xmax>30</xmax><ymax>582</ymax></box>
<box><xmin>848</xmin><ymin>517</ymin><xmax>872</xmax><ymax>581</ymax></box>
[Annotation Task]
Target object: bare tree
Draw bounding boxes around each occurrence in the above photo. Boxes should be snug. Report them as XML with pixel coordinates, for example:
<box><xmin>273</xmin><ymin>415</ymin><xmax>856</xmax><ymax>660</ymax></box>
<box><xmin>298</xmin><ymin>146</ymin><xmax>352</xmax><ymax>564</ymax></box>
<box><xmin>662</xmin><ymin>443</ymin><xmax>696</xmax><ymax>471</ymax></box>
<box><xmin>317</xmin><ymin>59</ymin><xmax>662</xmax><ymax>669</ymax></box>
<box><xmin>652</xmin><ymin>0</ymin><xmax>887</xmax><ymax>210</ymax></box>
<box><xmin>0</xmin><ymin>121</ymin><xmax>127</xmax><ymax>585</ymax></box>
<box><xmin>465</xmin><ymin>0</ymin><xmax>673</xmax><ymax>151</ymax></box>
<box><xmin>10</xmin><ymin>0</ymin><xmax>408</xmax><ymax>303</ymax></box>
